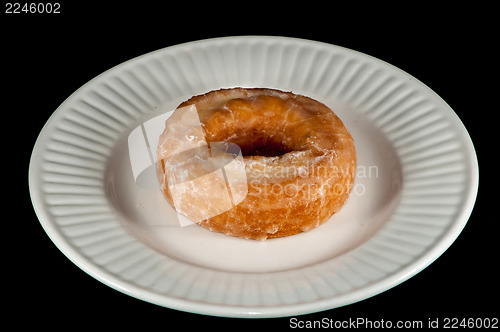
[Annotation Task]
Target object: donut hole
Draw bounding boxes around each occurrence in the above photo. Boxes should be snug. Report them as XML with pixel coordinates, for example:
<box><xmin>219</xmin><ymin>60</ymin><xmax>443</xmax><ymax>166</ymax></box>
<box><xmin>220</xmin><ymin>130</ymin><xmax>295</xmax><ymax>157</ymax></box>
<box><xmin>239</xmin><ymin>137</ymin><xmax>292</xmax><ymax>157</ymax></box>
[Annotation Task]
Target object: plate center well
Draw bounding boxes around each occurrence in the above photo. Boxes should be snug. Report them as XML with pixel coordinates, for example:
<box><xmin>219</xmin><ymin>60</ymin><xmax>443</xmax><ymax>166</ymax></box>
<box><xmin>105</xmin><ymin>102</ymin><xmax>402</xmax><ymax>273</ymax></box>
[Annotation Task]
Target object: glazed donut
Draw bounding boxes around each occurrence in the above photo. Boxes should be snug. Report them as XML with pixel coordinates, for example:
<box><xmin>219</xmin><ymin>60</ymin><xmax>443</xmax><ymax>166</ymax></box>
<box><xmin>156</xmin><ymin>88</ymin><xmax>356</xmax><ymax>240</ymax></box>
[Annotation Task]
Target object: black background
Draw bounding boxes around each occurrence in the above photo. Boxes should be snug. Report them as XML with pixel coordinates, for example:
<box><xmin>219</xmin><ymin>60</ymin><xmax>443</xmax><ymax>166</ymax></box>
<box><xmin>4</xmin><ymin>2</ymin><xmax>497</xmax><ymax>329</ymax></box>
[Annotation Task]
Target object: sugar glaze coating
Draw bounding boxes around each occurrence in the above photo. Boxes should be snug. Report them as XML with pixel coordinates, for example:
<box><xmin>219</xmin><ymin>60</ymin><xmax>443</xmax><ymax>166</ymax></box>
<box><xmin>157</xmin><ymin>88</ymin><xmax>356</xmax><ymax>240</ymax></box>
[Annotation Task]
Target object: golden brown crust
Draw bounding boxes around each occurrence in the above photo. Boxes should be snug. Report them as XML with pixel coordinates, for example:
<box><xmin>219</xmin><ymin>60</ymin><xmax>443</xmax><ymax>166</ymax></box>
<box><xmin>157</xmin><ymin>88</ymin><xmax>356</xmax><ymax>240</ymax></box>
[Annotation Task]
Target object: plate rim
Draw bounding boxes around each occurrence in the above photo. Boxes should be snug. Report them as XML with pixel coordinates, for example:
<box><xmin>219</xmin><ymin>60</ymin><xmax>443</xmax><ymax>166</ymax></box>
<box><xmin>28</xmin><ymin>35</ymin><xmax>479</xmax><ymax>318</ymax></box>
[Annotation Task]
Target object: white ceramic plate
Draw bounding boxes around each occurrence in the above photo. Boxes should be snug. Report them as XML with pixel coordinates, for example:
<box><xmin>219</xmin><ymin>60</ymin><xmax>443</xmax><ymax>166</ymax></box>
<box><xmin>29</xmin><ymin>36</ymin><xmax>478</xmax><ymax>317</ymax></box>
